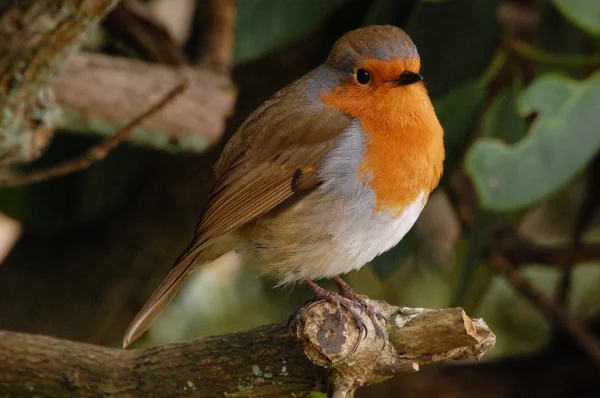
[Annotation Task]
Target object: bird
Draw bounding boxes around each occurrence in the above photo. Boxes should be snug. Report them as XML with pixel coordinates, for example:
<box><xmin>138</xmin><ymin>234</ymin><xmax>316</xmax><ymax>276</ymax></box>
<box><xmin>123</xmin><ymin>25</ymin><xmax>444</xmax><ymax>348</ymax></box>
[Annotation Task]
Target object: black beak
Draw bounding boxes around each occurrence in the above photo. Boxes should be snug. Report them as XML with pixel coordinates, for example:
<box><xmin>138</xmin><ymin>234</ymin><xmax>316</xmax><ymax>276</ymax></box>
<box><xmin>395</xmin><ymin>71</ymin><xmax>423</xmax><ymax>86</ymax></box>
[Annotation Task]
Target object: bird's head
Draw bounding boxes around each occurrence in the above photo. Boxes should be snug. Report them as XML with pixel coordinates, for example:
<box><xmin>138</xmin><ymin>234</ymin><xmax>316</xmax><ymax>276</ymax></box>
<box><xmin>326</xmin><ymin>24</ymin><xmax>422</xmax><ymax>88</ymax></box>
<box><xmin>320</xmin><ymin>25</ymin><xmax>435</xmax><ymax>130</ymax></box>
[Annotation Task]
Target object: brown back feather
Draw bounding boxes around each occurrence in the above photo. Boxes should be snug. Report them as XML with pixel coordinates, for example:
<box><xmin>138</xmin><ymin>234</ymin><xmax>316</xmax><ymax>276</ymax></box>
<box><xmin>123</xmin><ymin>78</ymin><xmax>352</xmax><ymax>347</ymax></box>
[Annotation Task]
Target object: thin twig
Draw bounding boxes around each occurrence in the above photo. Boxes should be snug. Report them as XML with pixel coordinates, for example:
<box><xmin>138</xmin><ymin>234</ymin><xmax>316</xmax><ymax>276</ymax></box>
<box><xmin>495</xmin><ymin>227</ymin><xmax>600</xmax><ymax>267</ymax></box>
<box><xmin>556</xmin><ymin>229</ymin><xmax>581</xmax><ymax>308</ymax></box>
<box><xmin>557</xmin><ymin>155</ymin><xmax>600</xmax><ymax>306</ymax></box>
<box><xmin>488</xmin><ymin>254</ymin><xmax>600</xmax><ymax>371</ymax></box>
<box><xmin>506</xmin><ymin>38</ymin><xmax>600</xmax><ymax>68</ymax></box>
<box><xmin>0</xmin><ymin>81</ymin><xmax>187</xmax><ymax>188</ymax></box>
<box><xmin>446</xmin><ymin>179</ymin><xmax>600</xmax><ymax>268</ymax></box>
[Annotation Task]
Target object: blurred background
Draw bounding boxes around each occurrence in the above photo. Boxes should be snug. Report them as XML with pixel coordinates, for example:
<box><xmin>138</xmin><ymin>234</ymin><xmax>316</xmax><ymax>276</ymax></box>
<box><xmin>1</xmin><ymin>0</ymin><xmax>599</xmax><ymax>396</ymax></box>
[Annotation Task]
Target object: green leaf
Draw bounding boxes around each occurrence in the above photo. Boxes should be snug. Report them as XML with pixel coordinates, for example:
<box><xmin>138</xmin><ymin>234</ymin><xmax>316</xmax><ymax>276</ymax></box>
<box><xmin>481</xmin><ymin>84</ymin><xmax>527</xmax><ymax>144</ymax></box>
<box><xmin>465</xmin><ymin>72</ymin><xmax>600</xmax><ymax>211</ymax></box>
<box><xmin>433</xmin><ymin>79</ymin><xmax>486</xmax><ymax>183</ymax></box>
<box><xmin>406</xmin><ymin>0</ymin><xmax>498</xmax><ymax>97</ymax></box>
<box><xmin>234</xmin><ymin>0</ymin><xmax>345</xmax><ymax>64</ymax></box>
<box><xmin>552</xmin><ymin>0</ymin><xmax>600</xmax><ymax>36</ymax></box>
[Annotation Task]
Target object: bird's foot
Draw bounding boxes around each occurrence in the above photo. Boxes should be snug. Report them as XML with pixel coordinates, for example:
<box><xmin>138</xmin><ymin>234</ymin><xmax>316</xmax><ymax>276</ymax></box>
<box><xmin>287</xmin><ymin>298</ymin><xmax>317</xmax><ymax>337</ymax></box>
<box><xmin>307</xmin><ymin>280</ymin><xmax>368</xmax><ymax>336</ymax></box>
<box><xmin>287</xmin><ymin>294</ymin><xmax>366</xmax><ymax>338</ymax></box>
<box><xmin>333</xmin><ymin>276</ymin><xmax>388</xmax><ymax>342</ymax></box>
<box><xmin>301</xmin><ymin>279</ymin><xmax>387</xmax><ymax>343</ymax></box>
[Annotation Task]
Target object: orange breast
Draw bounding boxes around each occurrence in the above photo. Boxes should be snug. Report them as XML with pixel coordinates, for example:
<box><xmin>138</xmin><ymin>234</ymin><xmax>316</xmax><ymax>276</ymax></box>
<box><xmin>321</xmin><ymin>78</ymin><xmax>444</xmax><ymax>213</ymax></box>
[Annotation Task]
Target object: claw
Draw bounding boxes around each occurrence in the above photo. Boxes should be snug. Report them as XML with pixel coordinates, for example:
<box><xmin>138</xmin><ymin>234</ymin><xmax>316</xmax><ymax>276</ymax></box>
<box><xmin>302</xmin><ymin>279</ymin><xmax>388</xmax><ymax>345</ymax></box>
<box><xmin>355</xmin><ymin>317</ymin><xmax>368</xmax><ymax>341</ymax></box>
<box><xmin>375</xmin><ymin>326</ymin><xmax>387</xmax><ymax>346</ymax></box>
<box><xmin>332</xmin><ymin>276</ymin><xmax>388</xmax><ymax>346</ymax></box>
<box><xmin>287</xmin><ymin>308</ymin><xmax>303</xmax><ymax>337</ymax></box>
<box><xmin>335</xmin><ymin>300</ymin><xmax>343</xmax><ymax>323</ymax></box>
<box><xmin>331</xmin><ymin>295</ymin><xmax>368</xmax><ymax>338</ymax></box>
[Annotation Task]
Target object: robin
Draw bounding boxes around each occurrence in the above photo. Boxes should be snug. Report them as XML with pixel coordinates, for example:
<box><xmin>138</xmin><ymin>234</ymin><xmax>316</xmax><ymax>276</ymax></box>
<box><xmin>123</xmin><ymin>25</ymin><xmax>445</xmax><ymax>348</ymax></box>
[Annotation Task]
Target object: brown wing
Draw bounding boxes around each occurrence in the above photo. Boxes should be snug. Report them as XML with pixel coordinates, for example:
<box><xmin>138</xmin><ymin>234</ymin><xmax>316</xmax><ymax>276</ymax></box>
<box><xmin>123</xmin><ymin>78</ymin><xmax>352</xmax><ymax>347</ymax></box>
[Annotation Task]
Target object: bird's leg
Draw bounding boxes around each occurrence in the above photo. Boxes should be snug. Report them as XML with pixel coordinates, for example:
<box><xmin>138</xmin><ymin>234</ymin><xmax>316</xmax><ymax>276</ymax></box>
<box><xmin>303</xmin><ymin>279</ymin><xmax>368</xmax><ymax>337</ymax></box>
<box><xmin>332</xmin><ymin>275</ymin><xmax>356</xmax><ymax>298</ymax></box>
<box><xmin>333</xmin><ymin>276</ymin><xmax>388</xmax><ymax>340</ymax></box>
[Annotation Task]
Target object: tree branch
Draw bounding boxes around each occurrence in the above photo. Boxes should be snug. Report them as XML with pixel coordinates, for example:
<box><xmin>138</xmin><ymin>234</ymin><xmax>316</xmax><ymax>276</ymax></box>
<box><xmin>0</xmin><ymin>301</ymin><xmax>494</xmax><ymax>397</ymax></box>
<box><xmin>54</xmin><ymin>52</ymin><xmax>237</xmax><ymax>152</ymax></box>
<box><xmin>0</xmin><ymin>0</ymin><xmax>238</xmax><ymax>168</ymax></box>
<box><xmin>0</xmin><ymin>0</ymin><xmax>119</xmax><ymax>165</ymax></box>
<box><xmin>0</xmin><ymin>81</ymin><xmax>186</xmax><ymax>188</ymax></box>
<box><xmin>494</xmin><ymin>226</ymin><xmax>600</xmax><ymax>267</ymax></box>
<box><xmin>488</xmin><ymin>254</ymin><xmax>600</xmax><ymax>372</ymax></box>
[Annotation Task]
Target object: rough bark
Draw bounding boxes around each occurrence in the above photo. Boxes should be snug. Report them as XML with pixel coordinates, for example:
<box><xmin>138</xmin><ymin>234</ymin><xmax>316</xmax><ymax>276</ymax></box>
<box><xmin>55</xmin><ymin>52</ymin><xmax>236</xmax><ymax>152</ymax></box>
<box><xmin>0</xmin><ymin>324</ymin><xmax>321</xmax><ymax>398</ymax></box>
<box><xmin>295</xmin><ymin>301</ymin><xmax>494</xmax><ymax>397</ymax></box>
<box><xmin>0</xmin><ymin>0</ymin><xmax>119</xmax><ymax>165</ymax></box>
<box><xmin>0</xmin><ymin>301</ymin><xmax>494</xmax><ymax>397</ymax></box>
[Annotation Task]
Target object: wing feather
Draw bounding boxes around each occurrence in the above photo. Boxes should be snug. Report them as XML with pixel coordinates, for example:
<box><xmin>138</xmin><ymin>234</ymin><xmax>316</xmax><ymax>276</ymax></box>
<box><xmin>123</xmin><ymin>74</ymin><xmax>352</xmax><ymax>347</ymax></box>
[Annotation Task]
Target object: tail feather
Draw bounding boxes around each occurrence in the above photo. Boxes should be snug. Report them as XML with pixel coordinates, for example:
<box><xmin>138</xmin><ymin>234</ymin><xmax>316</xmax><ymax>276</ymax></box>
<box><xmin>122</xmin><ymin>253</ymin><xmax>198</xmax><ymax>348</ymax></box>
<box><xmin>123</xmin><ymin>232</ymin><xmax>239</xmax><ymax>348</ymax></box>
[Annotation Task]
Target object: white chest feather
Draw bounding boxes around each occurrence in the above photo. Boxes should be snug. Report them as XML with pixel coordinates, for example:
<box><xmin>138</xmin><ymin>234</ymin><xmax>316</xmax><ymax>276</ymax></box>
<box><xmin>331</xmin><ymin>191</ymin><xmax>427</xmax><ymax>272</ymax></box>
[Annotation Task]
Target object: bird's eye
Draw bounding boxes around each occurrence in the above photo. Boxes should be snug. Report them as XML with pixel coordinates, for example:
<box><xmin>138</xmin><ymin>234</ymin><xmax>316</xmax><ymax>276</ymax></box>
<box><xmin>356</xmin><ymin>69</ymin><xmax>371</xmax><ymax>85</ymax></box>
